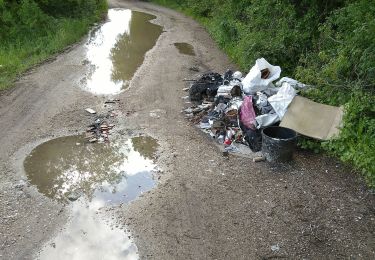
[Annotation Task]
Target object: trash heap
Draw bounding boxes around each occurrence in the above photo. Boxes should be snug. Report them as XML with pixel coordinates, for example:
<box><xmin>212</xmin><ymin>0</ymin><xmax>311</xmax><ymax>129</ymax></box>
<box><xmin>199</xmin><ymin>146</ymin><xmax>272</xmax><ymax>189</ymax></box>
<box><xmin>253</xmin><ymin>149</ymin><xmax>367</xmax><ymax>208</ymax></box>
<box><xmin>183</xmin><ymin>58</ymin><xmax>312</xmax><ymax>155</ymax></box>
<box><xmin>84</xmin><ymin>99</ymin><xmax>120</xmax><ymax>143</ymax></box>
<box><xmin>85</xmin><ymin>118</ymin><xmax>115</xmax><ymax>143</ymax></box>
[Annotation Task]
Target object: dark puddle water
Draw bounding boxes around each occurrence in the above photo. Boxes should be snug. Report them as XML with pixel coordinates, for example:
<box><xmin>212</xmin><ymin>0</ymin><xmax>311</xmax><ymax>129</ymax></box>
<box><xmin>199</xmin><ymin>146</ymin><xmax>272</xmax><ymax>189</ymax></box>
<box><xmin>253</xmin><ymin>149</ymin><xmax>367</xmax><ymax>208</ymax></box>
<box><xmin>174</xmin><ymin>42</ymin><xmax>195</xmax><ymax>56</ymax></box>
<box><xmin>84</xmin><ymin>9</ymin><xmax>163</xmax><ymax>95</ymax></box>
<box><xmin>24</xmin><ymin>135</ymin><xmax>159</xmax><ymax>259</ymax></box>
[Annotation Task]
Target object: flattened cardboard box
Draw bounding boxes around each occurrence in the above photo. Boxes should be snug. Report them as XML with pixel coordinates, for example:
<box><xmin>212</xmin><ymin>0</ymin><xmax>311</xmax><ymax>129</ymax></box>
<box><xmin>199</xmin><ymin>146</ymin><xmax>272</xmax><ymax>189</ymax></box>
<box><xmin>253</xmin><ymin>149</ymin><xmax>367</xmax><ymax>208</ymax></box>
<box><xmin>280</xmin><ymin>96</ymin><xmax>344</xmax><ymax>140</ymax></box>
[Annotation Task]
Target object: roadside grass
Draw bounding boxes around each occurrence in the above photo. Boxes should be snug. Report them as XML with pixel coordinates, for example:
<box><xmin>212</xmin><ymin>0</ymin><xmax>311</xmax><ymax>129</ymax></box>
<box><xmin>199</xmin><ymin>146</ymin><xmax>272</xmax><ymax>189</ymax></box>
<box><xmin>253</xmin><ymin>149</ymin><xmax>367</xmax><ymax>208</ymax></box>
<box><xmin>0</xmin><ymin>1</ymin><xmax>107</xmax><ymax>91</ymax></box>
<box><xmin>0</xmin><ymin>19</ymin><xmax>95</xmax><ymax>90</ymax></box>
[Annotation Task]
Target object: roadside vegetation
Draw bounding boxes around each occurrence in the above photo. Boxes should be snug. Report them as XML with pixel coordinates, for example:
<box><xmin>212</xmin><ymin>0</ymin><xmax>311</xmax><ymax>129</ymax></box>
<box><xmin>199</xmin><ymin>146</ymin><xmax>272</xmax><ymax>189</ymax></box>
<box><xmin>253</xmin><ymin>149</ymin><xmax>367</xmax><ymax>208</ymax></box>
<box><xmin>151</xmin><ymin>0</ymin><xmax>375</xmax><ymax>187</ymax></box>
<box><xmin>0</xmin><ymin>0</ymin><xmax>108</xmax><ymax>90</ymax></box>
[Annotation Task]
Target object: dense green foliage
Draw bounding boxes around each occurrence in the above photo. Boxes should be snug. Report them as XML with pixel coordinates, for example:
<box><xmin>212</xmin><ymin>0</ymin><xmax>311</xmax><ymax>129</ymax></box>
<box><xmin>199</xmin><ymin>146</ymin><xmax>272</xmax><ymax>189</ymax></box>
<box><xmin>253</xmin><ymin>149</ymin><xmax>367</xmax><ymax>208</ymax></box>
<box><xmin>152</xmin><ymin>0</ymin><xmax>375</xmax><ymax>186</ymax></box>
<box><xmin>0</xmin><ymin>0</ymin><xmax>107</xmax><ymax>89</ymax></box>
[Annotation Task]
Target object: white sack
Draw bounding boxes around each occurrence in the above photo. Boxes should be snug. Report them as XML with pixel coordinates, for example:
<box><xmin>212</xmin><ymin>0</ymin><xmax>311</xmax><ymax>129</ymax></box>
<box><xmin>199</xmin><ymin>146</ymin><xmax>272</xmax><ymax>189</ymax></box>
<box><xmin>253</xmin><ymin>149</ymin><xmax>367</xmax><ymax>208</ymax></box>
<box><xmin>268</xmin><ymin>83</ymin><xmax>296</xmax><ymax>119</ymax></box>
<box><xmin>242</xmin><ymin>58</ymin><xmax>281</xmax><ymax>94</ymax></box>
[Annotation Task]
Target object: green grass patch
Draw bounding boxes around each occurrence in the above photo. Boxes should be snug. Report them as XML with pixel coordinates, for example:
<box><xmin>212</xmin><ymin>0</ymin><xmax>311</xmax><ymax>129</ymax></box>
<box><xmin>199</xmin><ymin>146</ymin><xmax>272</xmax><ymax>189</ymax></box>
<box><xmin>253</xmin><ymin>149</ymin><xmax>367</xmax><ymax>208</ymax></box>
<box><xmin>0</xmin><ymin>0</ymin><xmax>108</xmax><ymax>90</ymax></box>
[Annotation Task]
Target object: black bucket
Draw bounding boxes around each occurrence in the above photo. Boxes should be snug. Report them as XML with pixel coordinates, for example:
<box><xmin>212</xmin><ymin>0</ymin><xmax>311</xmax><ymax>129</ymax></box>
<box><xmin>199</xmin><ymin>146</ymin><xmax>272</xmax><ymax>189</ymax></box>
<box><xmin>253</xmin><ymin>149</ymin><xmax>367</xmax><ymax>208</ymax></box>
<box><xmin>261</xmin><ymin>126</ymin><xmax>297</xmax><ymax>162</ymax></box>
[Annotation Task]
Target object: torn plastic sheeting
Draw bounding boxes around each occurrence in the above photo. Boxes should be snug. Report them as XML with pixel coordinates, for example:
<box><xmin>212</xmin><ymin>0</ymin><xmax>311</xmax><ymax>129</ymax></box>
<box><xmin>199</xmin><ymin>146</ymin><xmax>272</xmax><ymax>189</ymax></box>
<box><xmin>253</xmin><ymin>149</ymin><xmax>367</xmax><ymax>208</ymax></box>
<box><xmin>256</xmin><ymin>92</ymin><xmax>273</xmax><ymax>115</ymax></box>
<box><xmin>240</xmin><ymin>95</ymin><xmax>256</xmax><ymax>130</ymax></box>
<box><xmin>280</xmin><ymin>96</ymin><xmax>344</xmax><ymax>140</ymax></box>
<box><xmin>276</xmin><ymin>77</ymin><xmax>307</xmax><ymax>89</ymax></box>
<box><xmin>242</xmin><ymin>58</ymin><xmax>281</xmax><ymax>94</ymax></box>
<box><xmin>268</xmin><ymin>83</ymin><xmax>296</xmax><ymax>119</ymax></box>
<box><xmin>255</xmin><ymin>113</ymin><xmax>280</xmax><ymax>129</ymax></box>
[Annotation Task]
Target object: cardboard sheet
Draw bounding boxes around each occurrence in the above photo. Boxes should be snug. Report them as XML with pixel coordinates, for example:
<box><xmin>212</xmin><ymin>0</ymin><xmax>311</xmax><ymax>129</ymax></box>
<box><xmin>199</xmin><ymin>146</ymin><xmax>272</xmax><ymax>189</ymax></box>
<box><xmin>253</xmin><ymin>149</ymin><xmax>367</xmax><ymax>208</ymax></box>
<box><xmin>280</xmin><ymin>96</ymin><xmax>343</xmax><ymax>140</ymax></box>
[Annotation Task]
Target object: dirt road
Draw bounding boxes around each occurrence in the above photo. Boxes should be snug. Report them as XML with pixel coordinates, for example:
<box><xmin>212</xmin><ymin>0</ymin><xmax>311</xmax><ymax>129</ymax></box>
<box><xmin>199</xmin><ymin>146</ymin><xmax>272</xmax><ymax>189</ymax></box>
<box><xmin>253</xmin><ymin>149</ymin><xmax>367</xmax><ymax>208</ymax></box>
<box><xmin>0</xmin><ymin>0</ymin><xmax>374</xmax><ymax>259</ymax></box>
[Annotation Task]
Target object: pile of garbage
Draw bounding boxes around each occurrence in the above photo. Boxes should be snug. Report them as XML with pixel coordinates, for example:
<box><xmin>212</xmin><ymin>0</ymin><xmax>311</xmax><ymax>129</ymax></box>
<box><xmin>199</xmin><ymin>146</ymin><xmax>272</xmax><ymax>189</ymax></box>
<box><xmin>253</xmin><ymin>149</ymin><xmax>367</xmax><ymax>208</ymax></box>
<box><xmin>85</xmin><ymin>118</ymin><xmax>115</xmax><ymax>143</ymax></box>
<box><xmin>183</xmin><ymin>58</ymin><xmax>327</xmax><ymax>156</ymax></box>
<box><xmin>84</xmin><ymin>99</ymin><xmax>120</xmax><ymax>143</ymax></box>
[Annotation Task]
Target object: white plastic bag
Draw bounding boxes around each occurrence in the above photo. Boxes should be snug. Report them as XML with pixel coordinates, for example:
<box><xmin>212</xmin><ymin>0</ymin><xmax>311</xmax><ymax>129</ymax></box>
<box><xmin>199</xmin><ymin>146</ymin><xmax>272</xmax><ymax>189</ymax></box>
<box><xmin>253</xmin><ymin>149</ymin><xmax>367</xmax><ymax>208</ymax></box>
<box><xmin>242</xmin><ymin>58</ymin><xmax>281</xmax><ymax>94</ymax></box>
<box><xmin>268</xmin><ymin>83</ymin><xmax>296</xmax><ymax>119</ymax></box>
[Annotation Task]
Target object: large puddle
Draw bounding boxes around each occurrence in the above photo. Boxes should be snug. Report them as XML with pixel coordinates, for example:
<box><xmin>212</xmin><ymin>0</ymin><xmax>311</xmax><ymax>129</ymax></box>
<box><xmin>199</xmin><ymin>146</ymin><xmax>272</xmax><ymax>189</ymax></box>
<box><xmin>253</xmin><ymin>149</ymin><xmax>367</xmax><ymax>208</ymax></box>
<box><xmin>83</xmin><ymin>9</ymin><xmax>163</xmax><ymax>95</ymax></box>
<box><xmin>24</xmin><ymin>135</ymin><xmax>159</xmax><ymax>259</ymax></box>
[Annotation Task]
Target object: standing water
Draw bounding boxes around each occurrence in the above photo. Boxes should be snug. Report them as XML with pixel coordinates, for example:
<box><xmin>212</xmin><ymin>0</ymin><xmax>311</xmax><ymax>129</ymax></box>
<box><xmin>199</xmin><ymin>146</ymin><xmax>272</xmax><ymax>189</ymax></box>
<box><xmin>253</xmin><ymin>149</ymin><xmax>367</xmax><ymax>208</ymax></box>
<box><xmin>173</xmin><ymin>42</ymin><xmax>196</xmax><ymax>56</ymax></box>
<box><xmin>24</xmin><ymin>135</ymin><xmax>159</xmax><ymax>260</ymax></box>
<box><xmin>83</xmin><ymin>9</ymin><xmax>163</xmax><ymax>95</ymax></box>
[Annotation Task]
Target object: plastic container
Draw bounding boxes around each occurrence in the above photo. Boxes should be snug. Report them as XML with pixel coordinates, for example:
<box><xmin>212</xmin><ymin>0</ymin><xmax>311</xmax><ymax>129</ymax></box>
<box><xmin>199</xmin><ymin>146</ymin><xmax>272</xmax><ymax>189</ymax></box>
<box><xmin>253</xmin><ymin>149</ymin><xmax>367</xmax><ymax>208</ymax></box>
<box><xmin>261</xmin><ymin>126</ymin><xmax>297</xmax><ymax>162</ymax></box>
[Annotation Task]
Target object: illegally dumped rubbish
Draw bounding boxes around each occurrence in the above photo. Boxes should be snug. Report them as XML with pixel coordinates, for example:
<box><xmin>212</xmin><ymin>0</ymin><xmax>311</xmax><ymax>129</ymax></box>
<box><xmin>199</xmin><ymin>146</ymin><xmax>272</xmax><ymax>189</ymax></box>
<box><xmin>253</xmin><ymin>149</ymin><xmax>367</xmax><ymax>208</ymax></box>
<box><xmin>276</xmin><ymin>77</ymin><xmax>307</xmax><ymax>89</ymax></box>
<box><xmin>84</xmin><ymin>100</ymin><xmax>119</xmax><ymax>143</ymax></box>
<box><xmin>183</xmin><ymin>57</ymin><xmax>344</xmax><ymax>160</ymax></box>
<box><xmin>188</xmin><ymin>72</ymin><xmax>223</xmax><ymax>101</ymax></box>
<box><xmin>242</xmin><ymin>58</ymin><xmax>281</xmax><ymax>94</ymax></box>
<box><xmin>104</xmin><ymin>99</ymin><xmax>120</xmax><ymax>104</ymax></box>
<box><xmin>268</xmin><ymin>83</ymin><xmax>296</xmax><ymax>119</ymax></box>
<box><xmin>85</xmin><ymin>118</ymin><xmax>115</xmax><ymax>143</ymax></box>
<box><xmin>280</xmin><ymin>96</ymin><xmax>344</xmax><ymax>140</ymax></box>
<box><xmin>261</xmin><ymin>126</ymin><xmax>297</xmax><ymax>162</ymax></box>
<box><xmin>85</xmin><ymin>108</ymin><xmax>96</xmax><ymax>114</ymax></box>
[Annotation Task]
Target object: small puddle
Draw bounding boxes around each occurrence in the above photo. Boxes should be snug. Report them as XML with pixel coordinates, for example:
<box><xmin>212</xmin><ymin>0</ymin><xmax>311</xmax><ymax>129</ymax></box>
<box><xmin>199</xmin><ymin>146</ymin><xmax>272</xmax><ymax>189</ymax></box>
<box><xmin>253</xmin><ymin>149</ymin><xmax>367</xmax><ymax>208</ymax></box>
<box><xmin>24</xmin><ymin>135</ymin><xmax>159</xmax><ymax>259</ymax></box>
<box><xmin>83</xmin><ymin>9</ymin><xmax>163</xmax><ymax>95</ymax></box>
<box><xmin>174</xmin><ymin>42</ymin><xmax>195</xmax><ymax>56</ymax></box>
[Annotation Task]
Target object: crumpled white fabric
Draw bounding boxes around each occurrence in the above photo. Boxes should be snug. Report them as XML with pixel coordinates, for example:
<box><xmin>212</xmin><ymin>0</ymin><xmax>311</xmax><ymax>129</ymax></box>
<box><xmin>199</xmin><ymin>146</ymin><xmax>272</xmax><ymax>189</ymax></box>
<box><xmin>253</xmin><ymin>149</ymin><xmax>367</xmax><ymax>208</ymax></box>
<box><xmin>242</xmin><ymin>58</ymin><xmax>281</xmax><ymax>94</ymax></box>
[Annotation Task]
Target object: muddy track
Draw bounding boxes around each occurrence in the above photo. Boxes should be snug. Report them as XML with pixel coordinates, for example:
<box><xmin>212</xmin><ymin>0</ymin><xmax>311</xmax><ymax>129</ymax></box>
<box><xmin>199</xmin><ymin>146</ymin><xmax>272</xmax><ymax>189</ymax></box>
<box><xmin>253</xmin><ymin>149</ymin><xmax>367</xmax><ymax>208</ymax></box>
<box><xmin>0</xmin><ymin>0</ymin><xmax>374</xmax><ymax>259</ymax></box>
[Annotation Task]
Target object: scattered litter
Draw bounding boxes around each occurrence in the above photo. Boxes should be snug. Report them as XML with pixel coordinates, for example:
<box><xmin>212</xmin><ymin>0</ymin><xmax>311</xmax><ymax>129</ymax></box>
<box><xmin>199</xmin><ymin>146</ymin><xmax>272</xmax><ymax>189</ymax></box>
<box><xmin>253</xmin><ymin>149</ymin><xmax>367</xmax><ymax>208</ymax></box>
<box><xmin>276</xmin><ymin>77</ymin><xmax>308</xmax><ymax>89</ymax></box>
<box><xmin>189</xmin><ymin>72</ymin><xmax>223</xmax><ymax>101</ymax></box>
<box><xmin>13</xmin><ymin>180</ymin><xmax>26</xmax><ymax>189</ymax></box>
<box><xmin>189</xmin><ymin>66</ymin><xmax>200</xmax><ymax>72</ymax></box>
<box><xmin>182</xmin><ymin>57</ymin><xmax>341</xmax><ymax>158</ymax></box>
<box><xmin>84</xmin><ymin>100</ymin><xmax>118</xmax><ymax>144</ymax></box>
<box><xmin>85</xmin><ymin>108</ymin><xmax>96</xmax><ymax>114</ymax></box>
<box><xmin>262</xmin><ymin>126</ymin><xmax>297</xmax><ymax>162</ymax></box>
<box><xmin>280</xmin><ymin>96</ymin><xmax>343</xmax><ymax>140</ymax></box>
<box><xmin>150</xmin><ymin>109</ymin><xmax>166</xmax><ymax>119</ymax></box>
<box><xmin>242</xmin><ymin>58</ymin><xmax>281</xmax><ymax>94</ymax></box>
<box><xmin>104</xmin><ymin>99</ymin><xmax>120</xmax><ymax>104</ymax></box>
<box><xmin>253</xmin><ymin>156</ymin><xmax>266</xmax><ymax>162</ymax></box>
<box><xmin>271</xmin><ymin>244</ymin><xmax>280</xmax><ymax>252</ymax></box>
<box><xmin>268</xmin><ymin>82</ymin><xmax>296</xmax><ymax>119</ymax></box>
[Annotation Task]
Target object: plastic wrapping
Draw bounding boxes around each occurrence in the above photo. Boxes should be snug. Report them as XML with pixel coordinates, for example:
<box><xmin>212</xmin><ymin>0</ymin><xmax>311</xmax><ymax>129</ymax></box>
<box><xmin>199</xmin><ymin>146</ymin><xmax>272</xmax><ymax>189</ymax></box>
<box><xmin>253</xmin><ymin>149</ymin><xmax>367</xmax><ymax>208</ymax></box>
<box><xmin>242</xmin><ymin>58</ymin><xmax>281</xmax><ymax>94</ymax></box>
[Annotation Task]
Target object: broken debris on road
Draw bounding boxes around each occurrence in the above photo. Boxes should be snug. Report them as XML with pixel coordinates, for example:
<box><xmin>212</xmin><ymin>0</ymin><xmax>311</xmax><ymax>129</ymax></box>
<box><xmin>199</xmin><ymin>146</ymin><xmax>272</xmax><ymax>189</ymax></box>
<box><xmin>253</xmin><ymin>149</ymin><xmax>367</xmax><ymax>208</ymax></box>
<box><xmin>84</xmin><ymin>101</ymin><xmax>119</xmax><ymax>143</ymax></box>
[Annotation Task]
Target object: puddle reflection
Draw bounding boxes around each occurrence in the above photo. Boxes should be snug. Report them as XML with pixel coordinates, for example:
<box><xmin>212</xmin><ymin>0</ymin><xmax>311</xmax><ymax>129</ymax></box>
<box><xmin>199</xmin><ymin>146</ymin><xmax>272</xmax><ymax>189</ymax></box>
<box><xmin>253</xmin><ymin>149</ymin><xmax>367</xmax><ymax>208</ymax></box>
<box><xmin>24</xmin><ymin>135</ymin><xmax>158</xmax><ymax>260</ymax></box>
<box><xmin>84</xmin><ymin>9</ymin><xmax>163</xmax><ymax>95</ymax></box>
